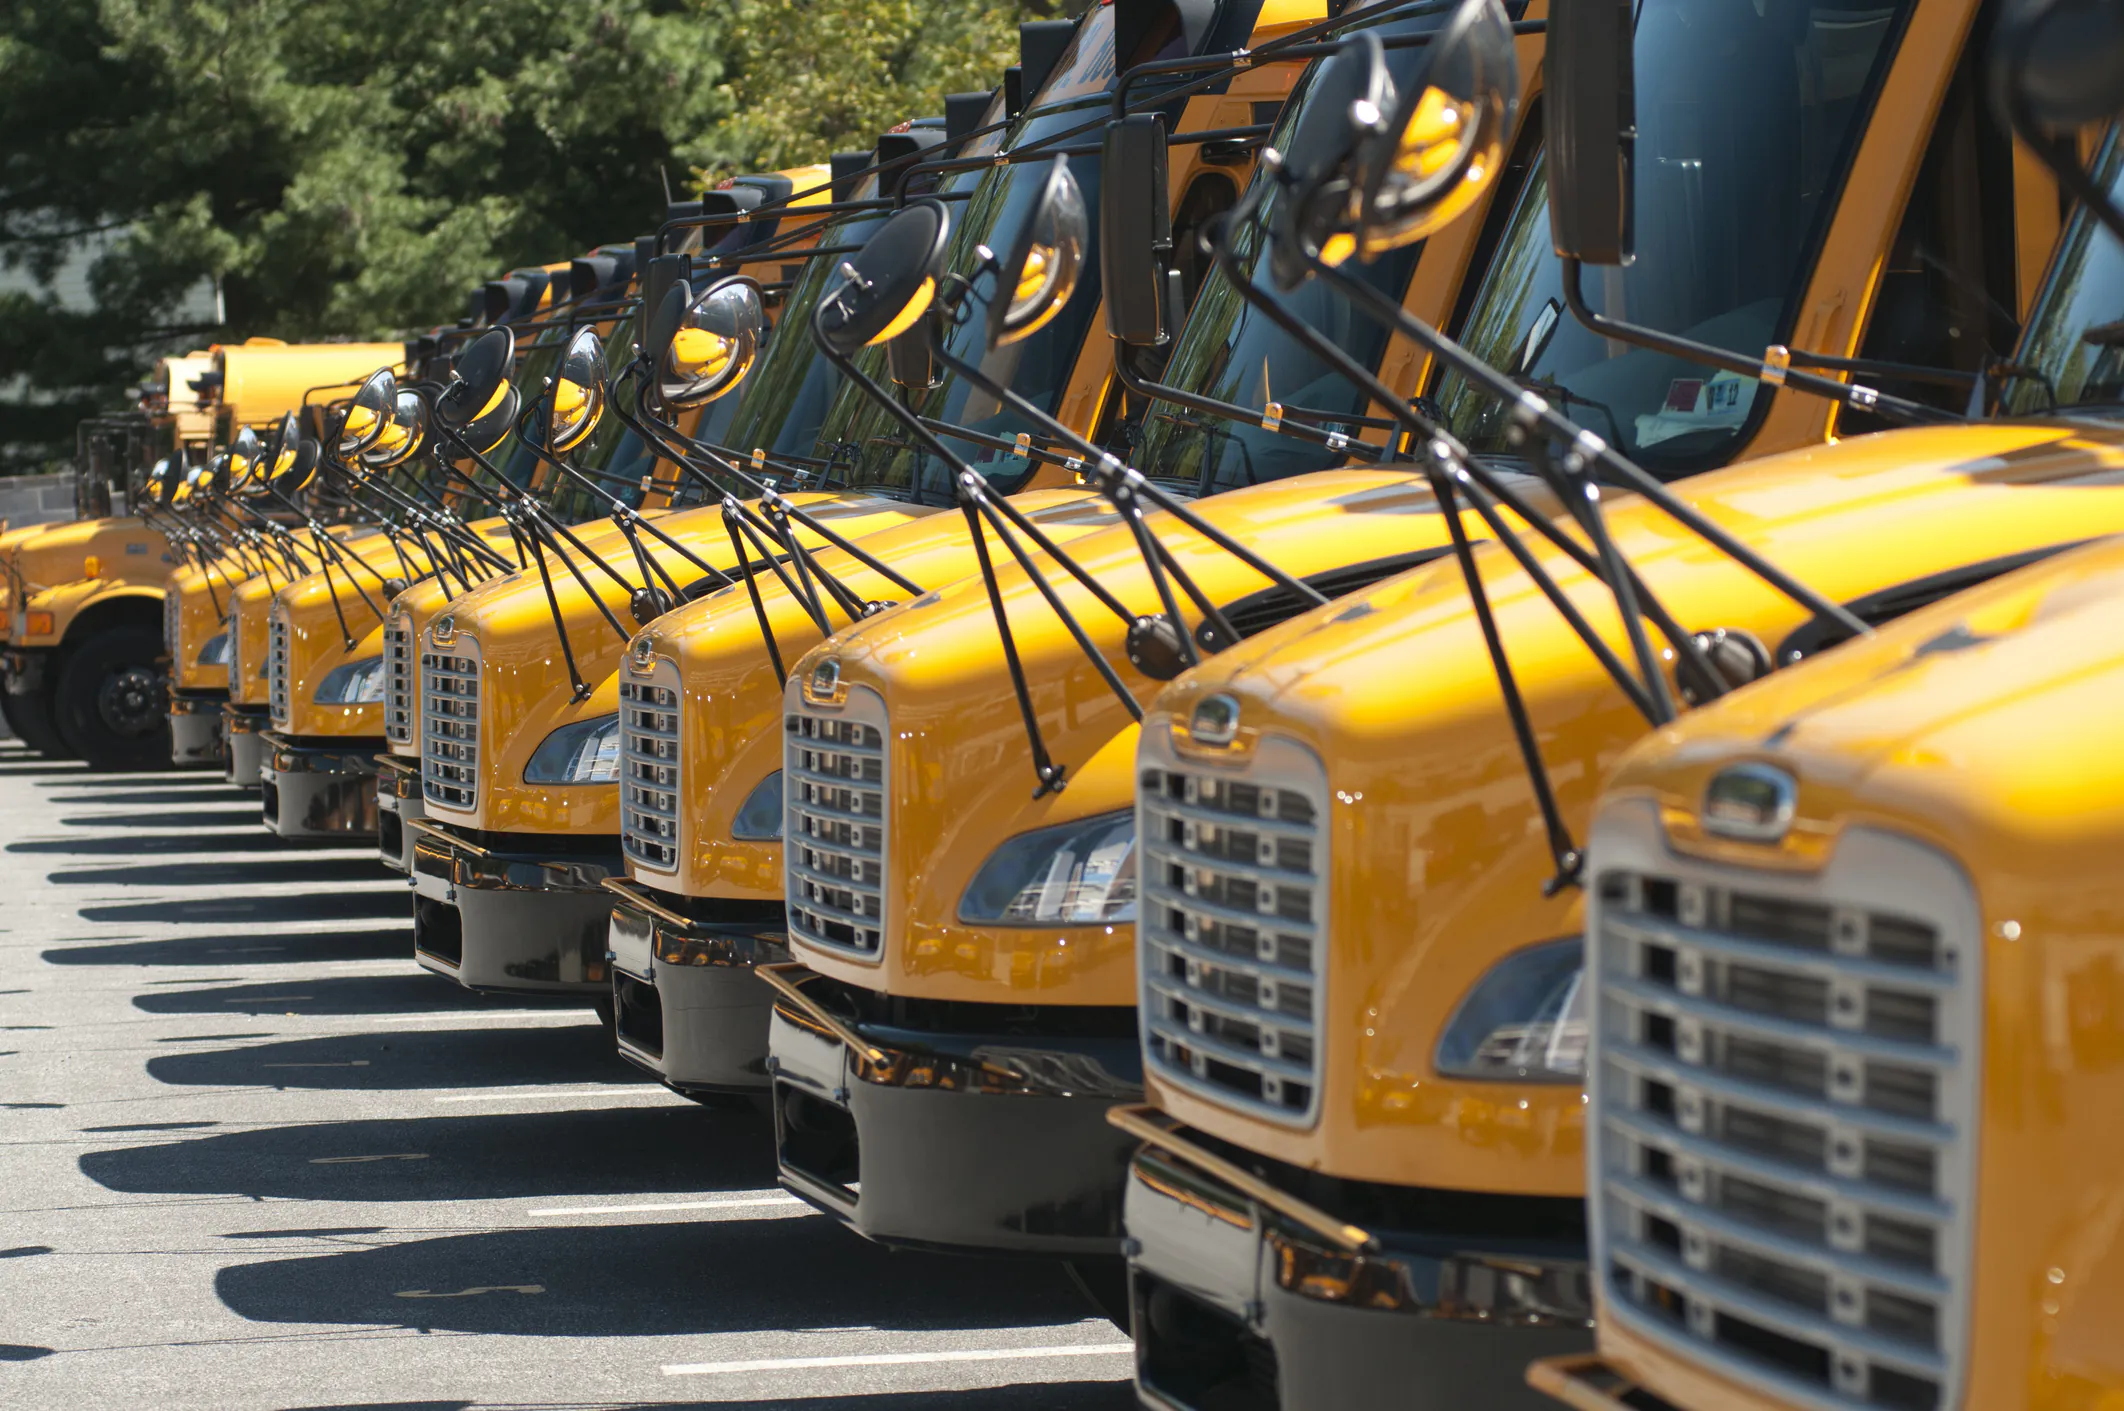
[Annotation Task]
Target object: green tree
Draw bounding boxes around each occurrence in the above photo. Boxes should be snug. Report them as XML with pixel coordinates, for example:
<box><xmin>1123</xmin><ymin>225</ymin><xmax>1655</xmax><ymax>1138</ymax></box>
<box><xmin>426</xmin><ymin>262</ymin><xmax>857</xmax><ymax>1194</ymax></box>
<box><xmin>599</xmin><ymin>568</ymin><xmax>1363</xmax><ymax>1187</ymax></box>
<box><xmin>684</xmin><ymin>0</ymin><xmax>1041</xmax><ymax>182</ymax></box>
<box><xmin>0</xmin><ymin>0</ymin><xmax>1035</xmax><ymax>475</ymax></box>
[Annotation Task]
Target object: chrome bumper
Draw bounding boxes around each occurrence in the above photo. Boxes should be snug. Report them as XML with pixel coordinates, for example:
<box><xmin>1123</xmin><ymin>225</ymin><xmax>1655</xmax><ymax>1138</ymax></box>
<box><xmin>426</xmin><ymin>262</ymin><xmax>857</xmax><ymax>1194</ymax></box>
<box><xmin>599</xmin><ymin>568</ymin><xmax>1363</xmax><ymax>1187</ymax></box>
<box><xmin>766</xmin><ymin>966</ymin><xmax>1143</xmax><ymax>1258</ymax></box>
<box><xmin>409</xmin><ymin>819</ymin><xmax>619</xmax><ymax>995</ymax></box>
<box><xmin>222</xmin><ymin>704</ymin><xmax>269</xmax><ymax>788</ymax></box>
<box><xmin>1119</xmin><ymin>1112</ymin><xmax>1594</xmax><ymax>1411</ymax></box>
<box><xmin>259</xmin><ymin>731</ymin><xmax>380</xmax><ymax>840</ymax></box>
<box><xmin>374</xmin><ymin>753</ymin><xmax>422</xmax><ymax>874</ymax></box>
<box><xmin>604</xmin><ymin>879</ymin><xmax>790</xmax><ymax>1094</ymax></box>
<box><xmin>168</xmin><ymin>690</ymin><xmax>227</xmax><ymax>766</ymax></box>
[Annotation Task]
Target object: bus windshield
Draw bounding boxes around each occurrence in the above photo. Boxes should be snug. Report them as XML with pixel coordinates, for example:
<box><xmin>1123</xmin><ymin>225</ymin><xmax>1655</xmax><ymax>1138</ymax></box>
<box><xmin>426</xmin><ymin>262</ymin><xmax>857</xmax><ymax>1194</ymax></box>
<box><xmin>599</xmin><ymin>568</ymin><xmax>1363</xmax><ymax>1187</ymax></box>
<box><xmin>1435</xmin><ymin>0</ymin><xmax>1914</xmax><ymax>476</ymax></box>
<box><xmin>831</xmin><ymin>6</ymin><xmax>1119</xmax><ymax>501</ymax></box>
<box><xmin>1131</xmin><ymin>14</ymin><xmax>1449</xmax><ymax>495</ymax></box>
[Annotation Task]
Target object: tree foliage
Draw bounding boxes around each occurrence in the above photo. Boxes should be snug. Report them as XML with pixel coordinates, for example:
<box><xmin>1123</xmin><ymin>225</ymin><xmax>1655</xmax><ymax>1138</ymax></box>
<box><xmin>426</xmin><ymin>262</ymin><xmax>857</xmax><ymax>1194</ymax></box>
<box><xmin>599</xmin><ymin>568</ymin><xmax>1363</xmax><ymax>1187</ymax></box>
<box><xmin>0</xmin><ymin>0</ymin><xmax>1037</xmax><ymax>474</ymax></box>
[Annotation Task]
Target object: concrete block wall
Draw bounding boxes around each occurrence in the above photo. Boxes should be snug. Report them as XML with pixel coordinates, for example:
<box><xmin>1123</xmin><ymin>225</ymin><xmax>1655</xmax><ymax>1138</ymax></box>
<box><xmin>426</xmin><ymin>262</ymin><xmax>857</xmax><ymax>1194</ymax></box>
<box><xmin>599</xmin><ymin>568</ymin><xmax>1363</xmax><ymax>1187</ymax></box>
<box><xmin>0</xmin><ymin>473</ymin><xmax>79</xmax><ymax>530</ymax></box>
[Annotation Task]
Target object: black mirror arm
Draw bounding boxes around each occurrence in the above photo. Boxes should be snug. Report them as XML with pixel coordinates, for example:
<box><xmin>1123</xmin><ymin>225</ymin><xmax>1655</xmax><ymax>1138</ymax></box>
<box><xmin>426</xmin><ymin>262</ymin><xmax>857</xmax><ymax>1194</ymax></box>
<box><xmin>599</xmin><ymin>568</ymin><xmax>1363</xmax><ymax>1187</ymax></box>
<box><xmin>1307</xmin><ymin>243</ymin><xmax>1872</xmax><ymax>641</ymax></box>
<box><xmin>721</xmin><ymin>495</ymin><xmax>832</xmax><ymax>635</ymax></box>
<box><xmin>1220</xmin><ymin>208</ymin><xmax>1715</xmax><ymax>716</ymax></box>
<box><xmin>1557</xmin><ymin>258</ymin><xmax>1953</xmax><ymax>430</ymax></box>
<box><xmin>957</xmin><ymin>489</ymin><xmax>1070</xmax><ymax>798</ymax></box>
<box><xmin>722</xmin><ymin>513</ymin><xmax>788</xmax><ymax>688</ymax></box>
<box><xmin>518</xmin><ymin>518</ymin><xmax>596</xmax><ymax>701</ymax></box>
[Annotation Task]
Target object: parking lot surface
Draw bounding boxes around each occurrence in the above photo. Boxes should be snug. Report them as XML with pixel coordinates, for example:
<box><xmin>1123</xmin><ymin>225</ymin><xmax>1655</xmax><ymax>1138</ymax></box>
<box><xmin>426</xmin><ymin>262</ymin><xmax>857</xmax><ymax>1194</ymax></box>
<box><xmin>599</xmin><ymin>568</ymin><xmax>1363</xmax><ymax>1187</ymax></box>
<box><xmin>0</xmin><ymin>744</ymin><xmax>1134</xmax><ymax>1409</ymax></box>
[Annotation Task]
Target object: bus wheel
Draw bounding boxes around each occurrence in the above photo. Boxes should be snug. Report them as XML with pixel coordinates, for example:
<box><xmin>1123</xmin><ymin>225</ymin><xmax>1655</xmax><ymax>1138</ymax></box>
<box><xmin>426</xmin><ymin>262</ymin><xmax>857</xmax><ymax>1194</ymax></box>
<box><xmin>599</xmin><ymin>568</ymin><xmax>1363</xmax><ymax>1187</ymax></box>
<box><xmin>54</xmin><ymin>627</ymin><xmax>171</xmax><ymax>772</ymax></box>
<box><xmin>1</xmin><ymin>683</ymin><xmax>73</xmax><ymax>760</ymax></box>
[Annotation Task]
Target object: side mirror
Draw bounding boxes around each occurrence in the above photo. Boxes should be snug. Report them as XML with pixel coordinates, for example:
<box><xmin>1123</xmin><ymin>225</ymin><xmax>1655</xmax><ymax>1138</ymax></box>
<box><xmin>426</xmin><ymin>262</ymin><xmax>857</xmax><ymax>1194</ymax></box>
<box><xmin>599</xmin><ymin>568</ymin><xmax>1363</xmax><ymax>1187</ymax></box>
<box><xmin>228</xmin><ymin>426</ymin><xmax>264</xmax><ymax>493</ymax></box>
<box><xmin>655</xmin><ymin>276</ymin><xmax>766</xmax><ymax>407</ymax></box>
<box><xmin>1353</xmin><ymin>0</ymin><xmax>1519</xmax><ymax>258</ymax></box>
<box><xmin>437</xmin><ymin>327</ymin><xmax>515</xmax><ymax>428</ymax></box>
<box><xmin>253</xmin><ymin>412</ymin><xmax>300</xmax><ymax>497</ymax></box>
<box><xmin>989</xmin><ymin>155</ymin><xmax>1087</xmax><ymax>348</ymax></box>
<box><xmin>273</xmin><ymin>439</ymin><xmax>321</xmax><ymax>497</ymax></box>
<box><xmin>1101</xmin><ymin>115</ymin><xmax>1174</xmax><ymax>347</ymax></box>
<box><xmin>547</xmin><ymin>326</ymin><xmax>608</xmax><ymax>454</ymax></box>
<box><xmin>1544</xmin><ymin>0</ymin><xmax>1635</xmax><ymax>266</ymax></box>
<box><xmin>643</xmin><ymin>253</ymin><xmax>691</xmax><ymax>334</ymax></box>
<box><xmin>144</xmin><ymin>458</ymin><xmax>172</xmax><ymax>507</ymax></box>
<box><xmin>171</xmin><ymin>466</ymin><xmax>199</xmax><ymax>507</ymax></box>
<box><xmin>1269</xmin><ymin>30</ymin><xmax>1395</xmax><ymax>290</ymax></box>
<box><xmin>361</xmin><ymin>391</ymin><xmax>428</xmax><ymax>470</ymax></box>
<box><xmin>818</xmin><ymin>199</ymin><xmax>953</xmax><ymax>356</ymax></box>
<box><xmin>339</xmin><ymin>368</ymin><xmax>398</xmax><ymax>456</ymax></box>
<box><xmin>1992</xmin><ymin>0</ymin><xmax>2124</xmax><ymax>129</ymax></box>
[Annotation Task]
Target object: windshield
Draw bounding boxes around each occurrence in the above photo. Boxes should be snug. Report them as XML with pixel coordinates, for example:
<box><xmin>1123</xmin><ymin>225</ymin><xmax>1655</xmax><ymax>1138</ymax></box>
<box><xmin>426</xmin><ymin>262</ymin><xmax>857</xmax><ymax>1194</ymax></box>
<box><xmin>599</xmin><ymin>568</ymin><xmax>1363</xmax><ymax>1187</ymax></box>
<box><xmin>1132</xmin><ymin>17</ymin><xmax>1449</xmax><ymax>495</ymax></box>
<box><xmin>831</xmin><ymin>6</ymin><xmax>1119</xmax><ymax>501</ymax></box>
<box><xmin>719</xmin><ymin>191</ymin><xmax>895</xmax><ymax>482</ymax></box>
<box><xmin>2001</xmin><ymin>134</ymin><xmax>2124</xmax><ymax>417</ymax></box>
<box><xmin>1435</xmin><ymin>0</ymin><xmax>1913</xmax><ymax>475</ymax></box>
<box><xmin>488</xmin><ymin>329</ymin><xmax>568</xmax><ymax>492</ymax></box>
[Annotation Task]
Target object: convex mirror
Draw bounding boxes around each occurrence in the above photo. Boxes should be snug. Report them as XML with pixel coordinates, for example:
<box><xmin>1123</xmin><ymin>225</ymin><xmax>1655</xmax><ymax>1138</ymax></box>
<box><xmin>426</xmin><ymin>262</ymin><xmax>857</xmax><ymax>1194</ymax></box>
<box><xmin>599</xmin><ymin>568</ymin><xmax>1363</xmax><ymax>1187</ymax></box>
<box><xmin>652</xmin><ymin>276</ymin><xmax>766</xmax><ymax>407</ymax></box>
<box><xmin>361</xmin><ymin>391</ymin><xmax>428</xmax><ymax>470</ymax></box>
<box><xmin>988</xmin><ymin>155</ymin><xmax>1087</xmax><ymax>348</ymax></box>
<box><xmin>273</xmin><ymin>438</ymin><xmax>322</xmax><ymax>497</ymax></box>
<box><xmin>818</xmin><ymin>199</ymin><xmax>953</xmax><ymax>356</ymax></box>
<box><xmin>339</xmin><ymin>368</ymin><xmax>397</xmax><ymax>456</ymax></box>
<box><xmin>547</xmin><ymin>326</ymin><xmax>608</xmax><ymax>453</ymax></box>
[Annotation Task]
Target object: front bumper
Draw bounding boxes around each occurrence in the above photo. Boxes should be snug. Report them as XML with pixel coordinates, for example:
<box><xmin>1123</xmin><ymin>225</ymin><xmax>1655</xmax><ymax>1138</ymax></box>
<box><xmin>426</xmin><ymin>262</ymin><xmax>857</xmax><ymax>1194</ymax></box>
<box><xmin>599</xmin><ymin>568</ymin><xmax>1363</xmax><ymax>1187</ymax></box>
<box><xmin>605</xmin><ymin>880</ymin><xmax>791</xmax><ymax>1095</ymax></box>
<box><xmin>1524</xmin><ymin>1354</ymin><xmax>1682</xmax><ymax>1410</ymax></box>
<box><xmin>766</xmin><ymin>968</ymin><xmax>1143</xmax><ymax>1258</ymax></box>
<box><xmin>169</xmin><ymin>690</ymin><xmax>228</xmax><ymax>766</ymax></box>
<box><xmin>374</xmin><ymin>754</ymin><xmax>422</xmax><ymax>874</ymax></box>
<box><xmin>1121</xmin><ymin>1113</ymin><xmax>1593</xmax><ymax>1411</ymax></box>
<box><xmin>1</xmin><ymin>647</ymin><xmax>48</xmax><ymax>693</ymax></box>
<box><xmin>259</xmin><ymin>731</ymin><xmax>380</xmax><ymax>840</ymax></box>
<box><xmin>223</xmin><ymin>704</ymin><xmax>268</xmax><ymax>788</ymax></box>
<box><xmin>409</xmin><ymin>819</ymin><xmax>618</xmax><ymax>995</ymax></box>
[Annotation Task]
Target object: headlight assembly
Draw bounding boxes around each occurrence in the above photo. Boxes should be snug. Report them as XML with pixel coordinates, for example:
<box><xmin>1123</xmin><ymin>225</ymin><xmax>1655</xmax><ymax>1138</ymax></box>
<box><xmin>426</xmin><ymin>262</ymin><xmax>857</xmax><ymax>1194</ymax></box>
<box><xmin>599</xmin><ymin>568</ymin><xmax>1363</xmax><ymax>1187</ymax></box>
<box><xmin>523</xmin><ymin>713</ymin><xmax>620</xmax><ymax>784</ymax></box>
<box><xmin>732</xmin><ymin>770</ymin><xmax>783</xmax><ymax>840</ymax></box>
<box><xmin>312</xmin><ymin>656</ymin><xmax>384</xmax><ymax>704</ymax></box>
<box><xmin>1433</xmin><ymin>937</ymin><xmax>1586</xmax><ymax>1083</ymax></box>
<box><xmin>198</xmin><ymin>631</ymin><xmax>231</xmax><ymax>666</ymax></box>
<box><xmin>958</xmin><ymin>808</ymin><xmax>1136</xmax><ymax>925</ymax></box>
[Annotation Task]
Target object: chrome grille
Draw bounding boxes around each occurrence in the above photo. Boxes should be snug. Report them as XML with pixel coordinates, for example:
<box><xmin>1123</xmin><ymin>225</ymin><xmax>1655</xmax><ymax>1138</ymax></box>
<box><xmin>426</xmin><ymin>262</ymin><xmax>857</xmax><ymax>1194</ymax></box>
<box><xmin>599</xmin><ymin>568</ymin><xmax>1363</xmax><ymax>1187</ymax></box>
<box><xmin>267</xmin><ymin>610</ymin><xmax>290</xmax><ymax>726</ymax></box>
<box><xmin>619</xmin><ymin>662</ymin><xmax>682</xmax><ymax>872</ymax></box>
<box><xmin>784</xmin><ymin>684</ymin><xmax>888</xmax><ymax>957</ymax></box>
<box><xmin>1137</xmin><ymin>728</ymin><xmax>1326</xmax><ymax>1126</ymax></box>
<box><xmin>420</xmin><ymin>638</ymin><xmax>480</xmax><ymax>810</ymax></box>
<box><xmin>1588</xmin><ymin>807</ymin><xmax>1978</xmax><ymax>1411</ymax></box>
<box><xmin>383</xmin><ymin>610</ymin><xmax>414</xmax><ymax>746</ymax></box>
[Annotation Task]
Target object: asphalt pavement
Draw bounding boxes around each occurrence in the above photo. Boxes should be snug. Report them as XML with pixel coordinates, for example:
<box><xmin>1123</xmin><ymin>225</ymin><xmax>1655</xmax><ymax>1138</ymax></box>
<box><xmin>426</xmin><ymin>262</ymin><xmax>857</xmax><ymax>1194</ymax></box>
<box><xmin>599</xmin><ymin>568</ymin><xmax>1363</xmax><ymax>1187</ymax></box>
<box><xmin>0</xmin><ymin>740</ymin><xmax>1134</xmax><ymax>1410</ymax></box>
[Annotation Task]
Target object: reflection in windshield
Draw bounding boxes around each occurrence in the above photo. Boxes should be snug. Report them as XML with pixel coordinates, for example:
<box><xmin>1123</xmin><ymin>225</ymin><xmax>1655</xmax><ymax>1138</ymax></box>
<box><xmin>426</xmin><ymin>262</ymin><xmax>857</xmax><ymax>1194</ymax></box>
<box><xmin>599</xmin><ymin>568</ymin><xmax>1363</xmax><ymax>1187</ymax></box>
<box><xmin>834</xmin><ymin>9</ymin><xmax>1117</xmax><ymax>501</ymax></box>
<box><xmin>1437</xmin><ymin>0</ymin><xmax>1913</xmax><ymax>475</ymax></box>
<box><xmin>1132</xmin><ymin>18</ymin><xmax>1443</xmax><ymax>495</ymax></box>
<box><xmin>2002</xmin><ymin>137</ymin><xmax>2124</xmax><ymax>417</ymax></box>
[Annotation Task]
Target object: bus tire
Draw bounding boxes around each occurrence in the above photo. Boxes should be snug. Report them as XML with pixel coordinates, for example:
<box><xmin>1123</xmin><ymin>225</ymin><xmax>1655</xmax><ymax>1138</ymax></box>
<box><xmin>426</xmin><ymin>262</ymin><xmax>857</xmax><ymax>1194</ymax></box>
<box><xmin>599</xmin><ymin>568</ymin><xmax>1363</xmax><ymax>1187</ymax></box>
<box><xmin>53</xmin><ymin>627</ymin><xmax>171</xmax><ymax>772</ymax></box>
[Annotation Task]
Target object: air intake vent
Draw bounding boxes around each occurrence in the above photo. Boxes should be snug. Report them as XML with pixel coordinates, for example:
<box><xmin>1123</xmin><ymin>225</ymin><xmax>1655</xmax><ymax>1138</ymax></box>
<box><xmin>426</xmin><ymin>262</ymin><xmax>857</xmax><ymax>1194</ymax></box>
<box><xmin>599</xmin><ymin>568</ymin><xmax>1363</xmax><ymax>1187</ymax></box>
<box><xmin>619</xmin><ymin>663</ymin><xmax>683</xmax><ymax>872</ymax></box>
<box><xmin>383</xmin><ymin>610</ymin><xmax>415</xmax><ymax>746</ymax></box>
<box><xmin>1589</xmin><ymin>820</ymin><xmax>1978</xmax><ymax>1411</ymax></box>
<box><xmin>420</xmin><ymin>639</ymin><xmax>480</xmax><ymax>810</ymax></box>
<box><xmin>784</xmin><ymin>684</ymin><xmax>888</xmax><ymax>958</ymax></box>
<box><xmin>1137</xmin><ymin>727</ymin><xmax>1327</xmax><ymax>1127</ymax></box>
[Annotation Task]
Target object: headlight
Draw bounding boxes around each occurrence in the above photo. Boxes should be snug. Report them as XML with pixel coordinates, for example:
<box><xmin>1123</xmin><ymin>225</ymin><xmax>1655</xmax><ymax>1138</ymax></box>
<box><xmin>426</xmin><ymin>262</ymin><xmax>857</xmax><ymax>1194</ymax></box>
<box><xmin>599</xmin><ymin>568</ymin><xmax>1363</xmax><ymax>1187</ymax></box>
<box><xmin>313</xmin><ymin>656</ymin><xmax>384</xmax><ymax>704</ymax></box>
<box><xmin>732</xmin><ymin>770</ymin><xmax>783</xmax><ymax>840</ymax></box>
<box><xmin>197</xmin><ymin>631</ymin><xmax>231</xmax><ymax>666</ymax></box>
<box><xmin>958</xmin><ymin>808</ymin><xmax>1136</xmax><ymax>925</ymax></box>
<box><xmin>524</xmin><ymin>713</ymin><xmax>619</xmax><ymax>784</ymax></box>
<box><xmin>1433</xmin><ymin>937</ymin><xmax>1586</xmax><ymax>1083</ymax></box>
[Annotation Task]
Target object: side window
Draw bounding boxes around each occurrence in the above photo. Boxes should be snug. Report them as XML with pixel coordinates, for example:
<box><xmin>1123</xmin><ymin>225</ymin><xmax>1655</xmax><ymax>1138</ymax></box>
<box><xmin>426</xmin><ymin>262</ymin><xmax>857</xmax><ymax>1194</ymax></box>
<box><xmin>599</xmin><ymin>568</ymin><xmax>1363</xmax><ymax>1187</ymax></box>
<box><xmin>1842</xmin><ymin>40</ymin><xmax>2021</xmax><ymax>433</ymax></box>
<box><xmin>1169</xmin><ymin>172</ymin><xmax>1240</xmax><ymax>330</ymax></box>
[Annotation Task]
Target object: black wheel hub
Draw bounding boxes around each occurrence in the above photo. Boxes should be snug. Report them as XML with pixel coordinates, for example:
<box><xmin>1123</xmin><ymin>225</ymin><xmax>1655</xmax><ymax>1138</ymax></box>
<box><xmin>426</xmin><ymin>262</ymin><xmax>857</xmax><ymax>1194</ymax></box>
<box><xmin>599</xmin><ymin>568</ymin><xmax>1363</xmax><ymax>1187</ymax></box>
<box><xmin>97</xmin><ymin>665</ymin><xmax>164</xmax><ymax>738</ymax></box>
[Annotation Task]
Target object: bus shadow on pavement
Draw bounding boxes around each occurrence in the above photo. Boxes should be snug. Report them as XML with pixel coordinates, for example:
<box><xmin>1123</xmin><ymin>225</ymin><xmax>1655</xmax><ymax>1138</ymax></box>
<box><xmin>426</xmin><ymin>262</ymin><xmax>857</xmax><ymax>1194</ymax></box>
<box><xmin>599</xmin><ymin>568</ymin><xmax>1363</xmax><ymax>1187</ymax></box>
<box><xmin>55</xmin><ymin>808</ymin><xmax>265</xmax><ymax>829</ymax></box>
<box><xmin>14</xmin><ymin>830</ymin><xmax>306</xmax><ymax>856</ymax></box>
<box><xmin>81</xmin><ymin>1106</ymin><xmax>772</xmax><ymax>1202</ymax></box>
<box><xmin>80</xmin><ymin>891</ymin><xmax>409</xmax><ymax>925</ymax></box>
<box><xmin>147</xmin><ymin>1023</ymin><xmax>630</xmax><ymax>1091</ymax></box>
<box><xmin>214</xmin><ymin>1217</ymin><xmax>1100</xmax><ymax>1340</ymax></box>
<box><xmin>129</xmin><ymin>974</ymin><xmax>528</xmax><ymax>1018</ymax></box>
<box><xmin>42</xmin><ymin>926</ymin><xmax>410</xmax><ymax>968</ymax></box>
<box><xmin>50</xmin><ymin>856</ymin><xmax>393</xmax><ymax>887</ymax></box>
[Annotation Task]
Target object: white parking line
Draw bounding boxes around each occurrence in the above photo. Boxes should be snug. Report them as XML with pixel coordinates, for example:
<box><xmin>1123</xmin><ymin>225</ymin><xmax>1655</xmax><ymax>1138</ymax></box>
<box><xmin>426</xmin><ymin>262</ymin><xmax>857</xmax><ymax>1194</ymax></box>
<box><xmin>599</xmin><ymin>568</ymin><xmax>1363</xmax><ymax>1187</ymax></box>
<box><xmin>363</xmin><ymin>1011</ymin><xmax>593</xmax><ymax>1028</ymax></box>
<box><xmin>661</xmin><ymin>1342</ymin><xmax>1136</xmax><ymax>1377</ymax></box>
<box><xmin>431</xmin><ymin>1086</ymin><xmax>669</xmax><ymax>1104</ymax></box>
<box><xmin>526</xmin><ymin>1194</ymin><xmax>809</xmax><ymax>1217</ymax></box>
